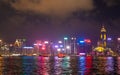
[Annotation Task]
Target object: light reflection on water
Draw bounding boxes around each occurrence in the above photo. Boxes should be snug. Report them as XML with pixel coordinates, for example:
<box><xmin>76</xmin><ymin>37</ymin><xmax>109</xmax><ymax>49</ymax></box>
<box><xmin>105</xmin><ymin>57</ymin><xmax>114</xmax><ymax>74</ymax></box>
<box><xmin>0</xmin><ymin>56</ymin><xmax>120</xmax><ymax>75</ymax></box>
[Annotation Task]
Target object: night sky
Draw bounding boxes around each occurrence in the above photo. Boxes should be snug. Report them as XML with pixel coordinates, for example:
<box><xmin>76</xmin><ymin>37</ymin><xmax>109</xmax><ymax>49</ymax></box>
<box><xmin>0</xmin><ymin>0</ymin><xmax>120</xmax><ymax>43</ymax></box>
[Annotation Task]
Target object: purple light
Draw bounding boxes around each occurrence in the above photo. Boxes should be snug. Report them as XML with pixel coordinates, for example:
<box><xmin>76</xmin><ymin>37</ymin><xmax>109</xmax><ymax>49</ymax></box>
<box><xmin>107</xmin><ymin>38</ymin><xmax>112</xmax><ymax>41</ymax></box>
<box><xmin>34</xmin><ymin>43</ymin><xmax>42</xmax><ymax>46</ymax></box>
<box><xmin>23</xmin><ymin>47</ymin><xmax>33</xmax><ymax>49</ymax></box>
<box><xmin>60</xmin><ymin>45</ymin><xmax>63</xmax><ymax>47</ymax></box>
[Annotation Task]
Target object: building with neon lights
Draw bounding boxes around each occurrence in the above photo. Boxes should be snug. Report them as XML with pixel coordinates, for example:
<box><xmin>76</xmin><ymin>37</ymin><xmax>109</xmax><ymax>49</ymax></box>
<box><xmin>93</xmin><ymin>26</ymin><xmax>116</xmax><ymax>56</ymax></box>
<box><xmin>100</xmin><ymin>26</ymin><xmax>107</xmax><ymax>48</ymax></box>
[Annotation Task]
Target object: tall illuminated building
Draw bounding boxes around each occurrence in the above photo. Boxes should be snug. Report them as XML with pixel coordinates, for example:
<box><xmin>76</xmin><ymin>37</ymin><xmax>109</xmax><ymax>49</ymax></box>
<box><xmin>100</xmin><ymin>26</ymin><xmax>107</xmax><ymax>47</ymax></box>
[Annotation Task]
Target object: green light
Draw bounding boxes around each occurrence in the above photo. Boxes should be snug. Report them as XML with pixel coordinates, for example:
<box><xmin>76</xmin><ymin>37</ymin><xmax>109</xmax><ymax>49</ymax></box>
<box><xmin>64</xmin><ymin>37</ymin><xmax>68</xmax><ymax>40</ymax></box>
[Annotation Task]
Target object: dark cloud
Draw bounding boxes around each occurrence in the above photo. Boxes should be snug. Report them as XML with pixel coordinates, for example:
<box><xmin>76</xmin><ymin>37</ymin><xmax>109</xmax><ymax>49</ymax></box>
<box><xmin>0</xmin><ymin>0</ymin><xmax>120</xmax><ymax>43</ymax></box>
<box><xmin>103</xmin><ymin>0</ymin><xmax>120</xmax><ymax>7</ymax></box>
<box><xmin>8</xmin><ymin>0</ymin><xmax>94</xmax><ymax>17</ymax></box>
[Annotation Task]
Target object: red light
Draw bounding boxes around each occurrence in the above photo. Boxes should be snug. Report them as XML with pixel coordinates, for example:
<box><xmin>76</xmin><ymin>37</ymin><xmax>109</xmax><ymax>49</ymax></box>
<box><xmin>85</xmin><ymin>56</ymin><xmax>92</xmax><ymax>75</ymax></box>
<box><xmin>84</xmin><ymin>39</ymin><xmax>91</xmax><ymax>43</ymax></box>
<box><xmin>42</xmin><ymin>47</ymin><xmax>45</xmax><ymax>50</ymax></box>
<box><xmin>41</xmin><ymin>45</ymin><xmax>46</xmax><ymax>50</ymax></box>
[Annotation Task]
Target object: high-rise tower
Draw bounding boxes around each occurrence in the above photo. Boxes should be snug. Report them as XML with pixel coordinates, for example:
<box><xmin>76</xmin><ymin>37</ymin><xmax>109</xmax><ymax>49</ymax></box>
<box><xmin>100</xmin><ymin>26</ymin><xmax>107</xmax><ymax>47</ymax></box>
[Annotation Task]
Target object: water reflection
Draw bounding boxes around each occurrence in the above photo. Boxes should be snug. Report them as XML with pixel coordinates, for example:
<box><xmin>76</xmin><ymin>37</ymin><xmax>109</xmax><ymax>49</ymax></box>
<box><xmin>105</xmin><ymin>57</ymin><xmax>114</xmax><ymax>74</ymax></box>
<box><xmin>85</xmin><ymin>56</ymin><xmax>92</xmax><ymax>75</ymax></box>
<box><xmin>0</xmin><ymin>56</ymin><xmax>120</xmax><ymax>75</ymax></box>
<box><xmin>3</xmin><ymin>57</ymin><xmax>22</xmax><ymax>74</ymax></box>
<box><xmin>92</xmin><ymin>57</ymin><xmax>107</xmax><ymax>75</ymax></box>
<box><xmin>36</xmin><ymin>56</ymin><xmax>50</xmax><ymax>75</ymax></box>
<box><xmin>117</xmin><ymin>57</ymin><xmax>120</xmax><ymax>74</ymax></box>
<box><xmin>22</xmin><ymin>56</ymin><xmax>36</xmax><ymax>75</ymax></box>
<box><xmin>70</xmin><ymin>56</ymin><xmax>78</xmax><ymax>75</ymax></box>
<box><xmin>78</xmin><ymin>56</ymin><xmax>86</xmax><ymax>75</ymax></box>
<box><xmin>61</xmin><ymin>56</ymin><xmax>71</xmax><ymax>74</ymax></box>
<box><xmin>0</xmin><ymin>57</ymin><xmax>3</xmax><ymax>75</ymax></box>
<box><xmin>54</xmin><ymin>56</ymin><xmax>62</xmax><ymax>75</ymax></box>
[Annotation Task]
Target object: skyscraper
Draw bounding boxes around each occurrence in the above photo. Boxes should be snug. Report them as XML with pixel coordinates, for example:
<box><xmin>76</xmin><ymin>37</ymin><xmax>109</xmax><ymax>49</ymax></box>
<box><xmin>100</xmin><ymin>26</ymin><xmax>107</xmax><ymax>48</ymax></box>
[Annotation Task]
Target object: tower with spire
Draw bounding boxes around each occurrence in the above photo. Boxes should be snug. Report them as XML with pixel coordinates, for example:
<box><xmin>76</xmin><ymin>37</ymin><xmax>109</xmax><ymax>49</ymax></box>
<box><xmin>100</xmin><ymin>26</ymin><xmax>107</xmax><ymax>48</ymax></box>
<box><xmin>93</xmin><ymin>25</ymin><xmax>116</xmax><ymax>56</ymax></box>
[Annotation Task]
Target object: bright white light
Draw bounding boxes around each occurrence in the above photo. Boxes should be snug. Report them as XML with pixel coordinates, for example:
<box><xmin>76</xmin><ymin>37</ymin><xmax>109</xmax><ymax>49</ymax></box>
<box><xmin>57</xmin><ymin>48</ymin><xmax>61</xmax><ymax>51</ymax></box>
<box><xmin>55</xmin><ymin>45</ymin><xmax>58</xmax><ymax>48</ymax></box>
<box><xmin>118</xmin><ymin>38</ymin><xmax>120</xmax><ymax>41</ymax></box>
<box><xmin>33</xmin><ymin>54</ymin><xmax>37</xmax><ymax>56</ymax></box>
<box><xmin>66</xmin><ymin>46</ymin><xmax>70</xmax><ymax>49</ymax></box>
<box><xmin>71</xmin><ymin>37</ymin><xmax>74</xmax><ymax>40</ymax></box>
<box><xmin>66</xmin><ymin>56</ymin><xmax>70</xmax><ymax>59</ymax></box>
<box><xmin>58</xmin><ymin>41</ymin><xmax>62</xmax><ymax>43</ymax></box>
<box><xmin>44</xmin><ymin>41</ymin><xmax>49</xmax><ymax>44</ymax></box>
<box><xmin>79</xmin><ymin>53</ymin><xmax>86</xmax><ymax>56</ymax></box>
<box><xmin>12</xmin><ymin>54</ymin><xmax>21</xmax><ymax>56</ymax></box>
<box><xmin>34</xmin><ymin>44</ymin><xmax>37</xmax><ymax>45</ymax></box>
<box><xmin>16</xmin><ymin>40</ymin><xmax>19</xmax><ymax>43</ymax></box>
<box><xmin>23</xmin><ymin>47</ymin><xmax>33</xmax><ymax>49</ymax></box>
<box><xmin>71</xmin><ymin>37</ymin><xmax>76</xmax><ymax>40</ymax></box>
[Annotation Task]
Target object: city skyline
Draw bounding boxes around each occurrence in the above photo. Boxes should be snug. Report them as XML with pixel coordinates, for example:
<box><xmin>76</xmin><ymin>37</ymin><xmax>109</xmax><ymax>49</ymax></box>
<box><xmin>0</xmin><ymin>0</ymin><xmax>120</xmax><ymax>43</ymax></box>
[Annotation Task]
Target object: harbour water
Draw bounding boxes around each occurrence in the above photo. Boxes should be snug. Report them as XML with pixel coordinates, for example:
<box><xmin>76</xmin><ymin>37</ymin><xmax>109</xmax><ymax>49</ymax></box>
<box><xmin>0</xmin><ymin>56</ymin><xmax>120</xmax><ymax>75</ymax></box>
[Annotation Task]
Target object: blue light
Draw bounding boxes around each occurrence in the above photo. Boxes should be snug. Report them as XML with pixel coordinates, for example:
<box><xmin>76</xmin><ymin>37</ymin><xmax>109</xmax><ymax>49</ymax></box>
<box><xmin>79</xmin><ymin>41</ymin><xmax>85</xmax><ymax>44</ymax></box>
<box><xmin>79</xmin><ymin>56</ymin><xmax>86</xmax><ymax>60</ymax></box>
<box><xmin>60</xmin><ymin>45</ymin><xmax>63</xmax><ymax>48</ymax></box>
